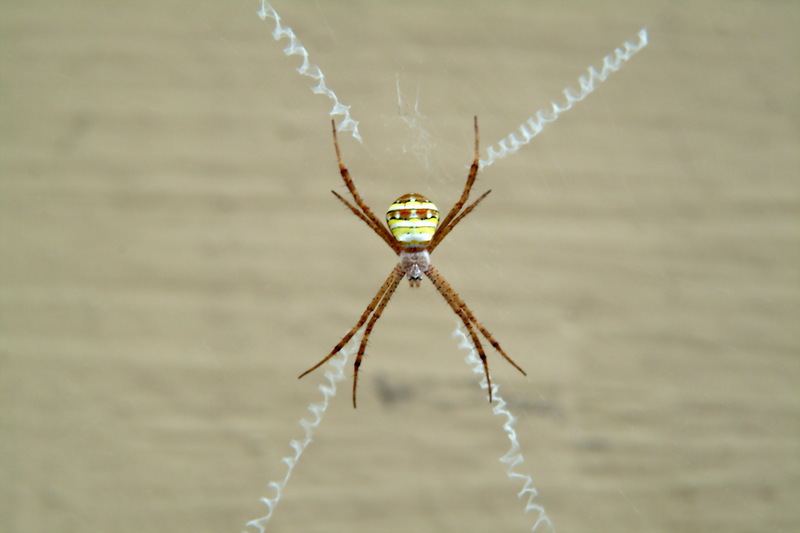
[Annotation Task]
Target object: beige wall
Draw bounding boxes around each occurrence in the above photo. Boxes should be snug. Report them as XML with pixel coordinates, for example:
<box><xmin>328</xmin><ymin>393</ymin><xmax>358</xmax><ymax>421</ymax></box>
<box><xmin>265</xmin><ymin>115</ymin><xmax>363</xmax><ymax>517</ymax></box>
<box><xmin>2</xmin><ymin>2</ymin><xmax>797</xmax><ymax>532</ymax></box>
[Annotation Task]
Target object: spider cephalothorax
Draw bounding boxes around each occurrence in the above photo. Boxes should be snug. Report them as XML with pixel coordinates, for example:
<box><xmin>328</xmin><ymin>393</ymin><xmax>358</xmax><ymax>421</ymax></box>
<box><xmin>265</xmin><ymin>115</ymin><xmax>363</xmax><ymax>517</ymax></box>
<box><xmin>299</xmin><ymin>117</ymin><xmax>526</xmax><ymax>407</ymax></box>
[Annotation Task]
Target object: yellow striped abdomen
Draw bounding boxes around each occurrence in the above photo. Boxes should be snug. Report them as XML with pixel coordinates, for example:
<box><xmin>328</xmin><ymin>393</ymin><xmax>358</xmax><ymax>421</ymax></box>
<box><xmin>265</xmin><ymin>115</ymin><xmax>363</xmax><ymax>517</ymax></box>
<box><xmin>386</xmin><ymin>194</ymin><xmax>439</xmax><ymax>248</ymax></box>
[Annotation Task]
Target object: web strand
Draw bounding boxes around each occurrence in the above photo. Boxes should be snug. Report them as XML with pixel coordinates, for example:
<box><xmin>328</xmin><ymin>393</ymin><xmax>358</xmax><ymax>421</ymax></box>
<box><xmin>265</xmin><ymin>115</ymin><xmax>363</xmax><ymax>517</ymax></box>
<box><xmin>454</xmin><ymin>327</ymin><xmax>557</xmax><ymax>532</ymax></box>
<box><xmin>480</xmin><ymin>28</ymin><xmax>648</xmax><ymax>169</ymax></box>
<box><xmin>243</xmin><ymin>338</ymin><xmax>354</xmax><ymax>533</ymax></box>
<box><xmin>257</xmin><ymin>1</ymin><xmax>361</xmax><ymax>141</ymax></box>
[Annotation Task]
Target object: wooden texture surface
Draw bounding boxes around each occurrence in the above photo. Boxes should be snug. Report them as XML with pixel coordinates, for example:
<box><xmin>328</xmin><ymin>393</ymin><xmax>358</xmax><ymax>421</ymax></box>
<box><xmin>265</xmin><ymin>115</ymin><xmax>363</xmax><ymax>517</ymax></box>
<box><xmin>2</xmin><ymin>1</ymin><xmax>798</xmax><ymax>532</ymax></box>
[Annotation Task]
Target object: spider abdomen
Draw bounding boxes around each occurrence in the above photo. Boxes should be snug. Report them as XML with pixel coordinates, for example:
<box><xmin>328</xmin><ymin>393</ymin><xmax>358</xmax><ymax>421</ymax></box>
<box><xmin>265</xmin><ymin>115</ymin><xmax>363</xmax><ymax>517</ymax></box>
<box><xmin>386</xmin><ymin>194</ymin><xmax>440</xmax><ymax>247</ymax></box>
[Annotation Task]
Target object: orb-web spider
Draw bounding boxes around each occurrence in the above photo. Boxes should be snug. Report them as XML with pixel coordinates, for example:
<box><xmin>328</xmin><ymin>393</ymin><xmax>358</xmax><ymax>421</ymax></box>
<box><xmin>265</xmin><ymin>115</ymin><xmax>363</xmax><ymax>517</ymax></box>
<box><xmin>300</xmin><ymin>117</ymin><xmax>527</xmax><ymax>407</ymax></box>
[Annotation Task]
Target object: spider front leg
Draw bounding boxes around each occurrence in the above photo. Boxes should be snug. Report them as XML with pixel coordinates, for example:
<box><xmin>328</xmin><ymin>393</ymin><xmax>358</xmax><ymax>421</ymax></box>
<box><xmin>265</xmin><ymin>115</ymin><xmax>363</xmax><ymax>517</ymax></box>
<box><xmin>429</xmin><ymin>116</ymin><xmax>481</xmax><ymax>250</ymax></box>
<box><xmin>330</xmin><ymin>120</ymin><xmax>397</xmax><ymax>250</ymax></box>
<box><xmin>427</xmin><ymin>189</ymin><xmax>492</xmax><ymax>253</ymax></box>
<box><xmin>298</xmin><ymin>265</ymin><xmax>403</xmax><ymax>382</ymax></box>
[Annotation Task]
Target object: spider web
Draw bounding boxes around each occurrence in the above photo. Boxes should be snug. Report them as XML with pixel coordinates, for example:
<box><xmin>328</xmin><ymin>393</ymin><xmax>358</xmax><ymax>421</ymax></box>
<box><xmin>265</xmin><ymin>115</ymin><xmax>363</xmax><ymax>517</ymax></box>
<box><xmin>244</xmin><ymin>335</ymin><xmax>352</xmax><ymax>533</ymax></box>
<box><xmin>245</xmin><ymin>3</ymin><xmax>648</xmax><ymax>532</ymax></box>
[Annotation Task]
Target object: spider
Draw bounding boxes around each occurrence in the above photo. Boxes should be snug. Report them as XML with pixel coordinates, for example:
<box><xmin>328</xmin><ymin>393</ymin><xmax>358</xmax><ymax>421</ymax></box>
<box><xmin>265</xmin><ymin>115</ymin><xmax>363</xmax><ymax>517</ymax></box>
<box><xmin>299</xmin><ymin>117</ymin><xmax>526</xmax><ymax>407</ymax></box>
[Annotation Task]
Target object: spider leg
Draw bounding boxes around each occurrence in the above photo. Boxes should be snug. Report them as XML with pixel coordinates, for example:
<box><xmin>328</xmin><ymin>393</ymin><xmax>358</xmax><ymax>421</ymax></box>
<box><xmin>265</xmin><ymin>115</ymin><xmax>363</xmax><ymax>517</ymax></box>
<box><xmin>431</xmin><ymin>116</ymin><xmax>480</xmax><ymax>248</ymax></box>
<box><xmin>427</xmin><ymin>189</ymin><xmax>491</xmax><ymax>253</ymax></box>
<box><xmin>298</xmin><ymin>265</ymin><xmax>403</xmax><ymax>380</ymax></box>
<box><xmin>331</xmin><ymin>119</ymin><xmax>397</xmax><ymax>248</ymax></box>
<box><xmin>429</xmin><ymin>265</ymin><xmax>527</xmax><ymax>377</ymax></box>
<box><xmin>352</xmin><ymin>266</ymin><xmax>404</xmax><ymax>408</ymax></box>
<box><xmin>424</xmin><ymin>266</ymin><xmax>494</xmax><ymax>403</ymax></box>
<box><xmin>332</xmin><ymin>190</ymin><xmax>399</xmax><ymax>253</ymax></box>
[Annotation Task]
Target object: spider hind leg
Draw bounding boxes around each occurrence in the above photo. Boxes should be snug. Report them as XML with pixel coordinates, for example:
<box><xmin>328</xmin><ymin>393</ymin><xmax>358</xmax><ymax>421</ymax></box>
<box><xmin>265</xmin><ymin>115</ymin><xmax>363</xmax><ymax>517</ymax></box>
<box><xmin>350</xmin><ymin>268</ymin><xmax>404</xmax><ymax>408</ymax></box>
<box><xmin>426</xmin><ymin>265</ymin><xmax>527</xmax><ymax>402</ymax></box>
<box><xmin>424</xmin><ymin>266</ymin><xmax>494</xmax><ymax>402</ymax></box>
<box><xmin>298</xmin><ymin>266</ymin><xmax>403</xmax><ymax>387</ymax></box>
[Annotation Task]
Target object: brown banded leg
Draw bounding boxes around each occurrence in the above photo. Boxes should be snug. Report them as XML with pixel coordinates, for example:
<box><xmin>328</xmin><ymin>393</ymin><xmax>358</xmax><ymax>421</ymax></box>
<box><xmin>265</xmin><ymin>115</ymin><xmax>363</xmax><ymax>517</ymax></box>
<box><xmin>331</xmin><ymin>190</ymin><xmax>399</xmax><ymax>253</ymax></box>
<box><xmin>331</xmin><ymin>120</ymin><xmax>396</xmax><ymax>247</ymax></box>
<box><xmin>425</xmin><ymin>267</ymin><xmax>494</xmax><ymax>402</ymax></box>
<box><xmin>299</xmin><ymin>265</ymin><xmax>404</xmax><ymax>379</ymax></box>
<box><xmin>428</xmin><ymin>189</ymin><xmax>491</xmax><ymax>253</ymax></box>
<box><xmin>352</xmin><ymin>267</ymin><xmax>404</xmax><ymax>408</ymax></box>
<box><xmin>429</xmin><ymin>265</ymin><xmax>526</xmax><ymax>376</ymax></box>
<box><xmin>430</xmin><ymin>116</ymin><xmax>481</xmax><ymax>249</ymax></box>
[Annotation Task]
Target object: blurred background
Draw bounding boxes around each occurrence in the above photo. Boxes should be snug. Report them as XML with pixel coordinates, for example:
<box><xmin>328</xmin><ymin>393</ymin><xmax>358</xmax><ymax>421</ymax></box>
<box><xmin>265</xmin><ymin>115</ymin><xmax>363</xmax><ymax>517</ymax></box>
<box><xmin>2</xmin><ymin>1</ymin><xmax>798</xmax><ymax>532</ymax></box>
